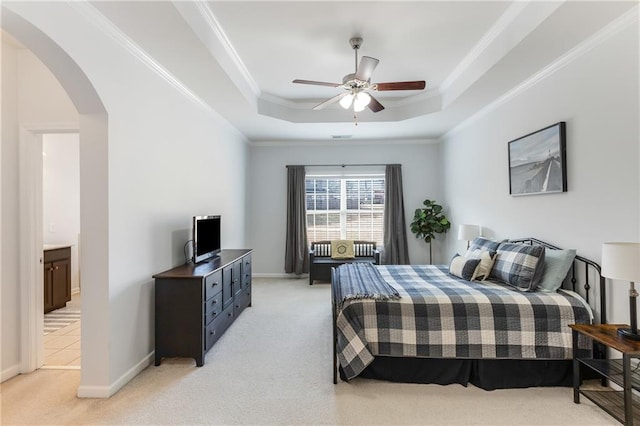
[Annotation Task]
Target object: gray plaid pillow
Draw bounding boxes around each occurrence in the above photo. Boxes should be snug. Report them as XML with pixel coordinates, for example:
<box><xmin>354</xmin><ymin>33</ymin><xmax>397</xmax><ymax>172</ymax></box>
<box><xmin>489</xmin><ymin>243</ymin><xmax>546</xmax><ymax>291</ymax></box>
<box><xmin>468</xmin><ymin>237</ymin><xmax>501</xmax><ymax>253</ymax></box>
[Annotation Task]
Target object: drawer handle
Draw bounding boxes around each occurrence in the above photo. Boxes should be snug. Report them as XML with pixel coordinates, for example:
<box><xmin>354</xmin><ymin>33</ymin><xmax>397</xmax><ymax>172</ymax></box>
<box><xmin>55</xmin><ymin>266</ymin><xmax>59</xmax><ymax>270</ymax></box>
<box><xmin>211</xmin><ymin>300</ymin><xmax>217</xmax><ymax>305</ymax></box>
<box><xmin>210</xmin><ymin>330</ymin><xmax>215</xmax><ymax>336</ymax></box>
<box><xmin>228</xmin><ymin>312</ymin><xmax>232</xmax><ymax>317</ymax></box>
<box><xmin>211</xmin><ymin>282</ymin><xmax>219</xmax><ymax>287</ymax></box>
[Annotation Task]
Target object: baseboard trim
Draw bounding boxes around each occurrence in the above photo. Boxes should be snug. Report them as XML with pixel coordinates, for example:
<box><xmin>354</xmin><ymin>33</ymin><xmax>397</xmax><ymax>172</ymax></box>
<box><xmin>76</xmin><ymin>384</ymin><xmax>110</xmax><ymax>398</ymax></box>
<box><xmin>77</xmin><ymin>351</ymin><xmax>154</xmax><ymax>398</ymax></box>
<box><xmin>253</xmin><ymin>273</ymin><xmax>308</xmax><ymax>279</ymax></box>
<box><xmin>1</xmin><ymin>363</ymin><xmax>21</xmax><ymax>383</ymax></box>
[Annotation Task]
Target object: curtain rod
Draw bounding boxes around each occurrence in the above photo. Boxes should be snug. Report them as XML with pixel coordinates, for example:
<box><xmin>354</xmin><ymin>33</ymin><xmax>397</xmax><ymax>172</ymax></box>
<box><xmin>286</xmin><ymin>163</ymin><xmax>399</xmax><ymax>168</ymax></box>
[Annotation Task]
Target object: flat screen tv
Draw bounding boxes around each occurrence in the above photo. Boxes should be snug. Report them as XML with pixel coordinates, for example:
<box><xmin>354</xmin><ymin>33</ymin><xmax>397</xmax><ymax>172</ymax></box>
<box><xmin>192</xmin><ymin>215</ymin><xmax>221</xmax><ymax>263</ymax></box>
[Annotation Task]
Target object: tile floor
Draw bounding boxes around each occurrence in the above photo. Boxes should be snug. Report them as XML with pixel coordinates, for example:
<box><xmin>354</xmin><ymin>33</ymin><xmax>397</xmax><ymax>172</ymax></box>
<box><xmin>43</xmin><ymin>294</ymin><xmax>81</xmax><ymax>369</ymax></box>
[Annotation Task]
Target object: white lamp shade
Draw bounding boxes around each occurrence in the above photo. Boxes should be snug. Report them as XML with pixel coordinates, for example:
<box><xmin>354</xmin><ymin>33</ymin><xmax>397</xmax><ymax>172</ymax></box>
<box><xmin>353</xmin><ymin>92</ymin><xmax>371</xmax><ymax>110</ymax></box>
<box><xmin>601</xmin><ymin>242</ymin><xmax>640</xmax><ymax>282</ymax></box>
<box><xmin>339</xmin><ymin>93</ymin><xmax>354</xmax><ymax>109</ymax></box>
<box><xmin>458</xmin><ymin>224</ymin><xmax>480</xmax><ymax>241</ymax></box>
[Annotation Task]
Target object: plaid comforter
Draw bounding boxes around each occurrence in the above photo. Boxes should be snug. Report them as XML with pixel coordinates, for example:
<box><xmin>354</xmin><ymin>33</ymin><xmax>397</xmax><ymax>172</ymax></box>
<box><xmin>336</xmin><ymin>264</ymin><xmax>593</xmax><ymax>380</ymax></box>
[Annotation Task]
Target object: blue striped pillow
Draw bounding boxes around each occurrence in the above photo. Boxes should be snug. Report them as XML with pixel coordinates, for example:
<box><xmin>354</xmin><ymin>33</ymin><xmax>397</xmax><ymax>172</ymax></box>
<box><xmin>489</xmin><ymin>243</ymin><xmax>546</xmax><ymax>291</ymax></box>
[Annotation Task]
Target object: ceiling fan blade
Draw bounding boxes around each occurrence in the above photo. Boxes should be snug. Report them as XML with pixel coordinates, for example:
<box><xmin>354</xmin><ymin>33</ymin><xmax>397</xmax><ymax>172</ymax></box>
<box><xmin>367</xmin><ymin>94</ymin><xmax>385</xmax><ymax>113</ymax></box>
<box><xmin>292</xmin><ymin>79</ymin><xmax>341</xmax><ymax>88</ymax></box>
<box><xmin>313</xmin><ymin>92</ymin><xmax>348</xmax><ymax>110</ymax></box>
<box><xmin>375</xmin><ymin>81</ymin><xmax>426</xmax><ymax>91</ymax></box>
<box><xmin>355</xmin><ymin>56</ymin><xmax>379</xmax><ymax>81</ymax></box>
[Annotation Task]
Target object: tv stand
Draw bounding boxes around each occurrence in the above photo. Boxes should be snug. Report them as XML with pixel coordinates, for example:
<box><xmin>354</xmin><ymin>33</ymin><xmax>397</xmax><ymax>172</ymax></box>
<box><xmin>153</xmin><ymin>249</ymin><xmax>252</xmax><ymax>366</ymax></box>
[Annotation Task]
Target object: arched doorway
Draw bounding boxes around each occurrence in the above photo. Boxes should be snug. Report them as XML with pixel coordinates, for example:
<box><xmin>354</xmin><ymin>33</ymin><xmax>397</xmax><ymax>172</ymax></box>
<box><xmin>2</xmin><ymin>7</ymin><xmax>109</xmax><ymax>396</ymax></box>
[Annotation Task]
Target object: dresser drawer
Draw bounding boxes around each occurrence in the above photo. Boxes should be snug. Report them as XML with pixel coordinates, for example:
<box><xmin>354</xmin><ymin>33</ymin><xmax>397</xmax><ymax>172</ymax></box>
<box><xmin>204</xmin><ymin>292</ymin><xmax>223</xmax><ymax>325</ymax></box>
<box><xmin>204</xmin><ymin>304</ymin><xmax>234</xmax><ymax>351</ymax></box>
<box><xmin>242</xmin><ymin>255</ymin><xmax>252</xmax><ymax>277</ymax></box>
<box><xmin>242</xmin><ymin>266</ymin><xmax>251</xmax><ymax>287</ymax></box>
<box><xmin>204</xmin><ymin>270</ymin><xmax>222</xmax><ymax>300</ymax></box>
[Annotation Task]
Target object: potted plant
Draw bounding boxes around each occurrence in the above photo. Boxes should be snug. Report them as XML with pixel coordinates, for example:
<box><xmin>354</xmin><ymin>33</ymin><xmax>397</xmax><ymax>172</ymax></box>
<box><xmin>410</xmin><ymin>199</ymin><xmax>451</xmax><ymax>264</ymax></box>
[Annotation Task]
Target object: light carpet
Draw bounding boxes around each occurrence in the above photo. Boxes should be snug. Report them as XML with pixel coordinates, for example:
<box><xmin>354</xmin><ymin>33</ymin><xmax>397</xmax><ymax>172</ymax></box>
<box><xmin>1</xmin><ymin>277</ymin><xmax>616</xmax><ymax>425</ymax></box>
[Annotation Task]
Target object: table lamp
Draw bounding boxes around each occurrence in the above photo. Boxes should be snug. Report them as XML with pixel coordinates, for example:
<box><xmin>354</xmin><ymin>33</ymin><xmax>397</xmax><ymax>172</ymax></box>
<box><xmin>601</xmin><ymin>242</ymin><xmax>640</xmax><ymax>340</ymax></box>
<box><xmin>458</xmin><ymin>224</ymin><xmax>480</xmax><ymax>249</ymax></box>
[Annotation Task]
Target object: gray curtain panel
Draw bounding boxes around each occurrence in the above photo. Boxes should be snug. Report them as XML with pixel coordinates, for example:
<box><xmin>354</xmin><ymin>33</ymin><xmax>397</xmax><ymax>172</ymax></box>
<box><xmin>383</xmin><ymin>164</ymin><xmax>410</xmax><ymax>264</ymax></box>
<box><xmin>284</xmin><ymin>165</ymin><xmax>309</xmax><ymax>274</ymax></box>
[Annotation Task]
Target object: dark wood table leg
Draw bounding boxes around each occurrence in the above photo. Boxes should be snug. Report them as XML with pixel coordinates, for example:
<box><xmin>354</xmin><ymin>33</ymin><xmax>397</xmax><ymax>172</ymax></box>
<box><xmin>624</xmin><ymin>354</ymin><xmax>633</xmax><ymax>425</ymax></box>
<box><xmin>572</xmin><ymin>329</ymin><xmax>580</xmax><ymax>403</ymax></box>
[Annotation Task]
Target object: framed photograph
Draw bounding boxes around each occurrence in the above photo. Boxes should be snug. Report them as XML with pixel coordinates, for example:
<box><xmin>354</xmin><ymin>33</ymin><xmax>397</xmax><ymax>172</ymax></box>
<box><xmin>508</xmin><ymin>122</ymin><xmax>567</xmax><ymax>196</ymax></box>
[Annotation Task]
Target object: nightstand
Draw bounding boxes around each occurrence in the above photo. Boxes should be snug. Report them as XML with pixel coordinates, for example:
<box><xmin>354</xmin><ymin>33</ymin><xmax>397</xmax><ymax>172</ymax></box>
<box><xmin>570</xmin><ymin>323</ymin><xmax>640</xmax><ymax>425</ymax></box>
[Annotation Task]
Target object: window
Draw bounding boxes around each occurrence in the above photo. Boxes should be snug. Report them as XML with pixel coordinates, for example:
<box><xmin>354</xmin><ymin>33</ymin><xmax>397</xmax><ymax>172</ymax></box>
<box><xmin>305</xmin><ymin>175</ymin><xmax>385</xmax><ymax>245</ymax></box>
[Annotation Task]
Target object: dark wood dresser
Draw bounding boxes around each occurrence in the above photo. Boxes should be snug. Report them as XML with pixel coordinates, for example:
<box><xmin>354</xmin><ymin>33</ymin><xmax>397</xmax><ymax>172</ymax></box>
<box><xmin>153</xmin><ymin>249</ymin><xmax>252</xmax><ymax>366</ymax></box>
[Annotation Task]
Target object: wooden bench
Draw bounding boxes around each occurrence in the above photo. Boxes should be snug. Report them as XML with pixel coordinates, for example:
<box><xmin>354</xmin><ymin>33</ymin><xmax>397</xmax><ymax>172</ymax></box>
<box><xmin>309</xmin><ymin>240</ymin><xmax>380</xmax><ymax>285</ymax></box>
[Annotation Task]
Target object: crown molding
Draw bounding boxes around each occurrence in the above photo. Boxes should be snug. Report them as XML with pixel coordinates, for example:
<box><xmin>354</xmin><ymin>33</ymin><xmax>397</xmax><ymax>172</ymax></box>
<box><xmin>249</xmin><ymin>138</ymin><xmax>439</xmax><ymax>147</ymax></box>
<box><xmin>68</xmin><ymin>2</ymin><xmax>223</xmax><ymax>118</ymax></box>
<box><xmin>444</xmin><ymin>4</ymin><xmax>639</xmax><ymax>139</ymax></box>
<box><xmin>171</xmin><ymin>1</ymin><xmax>259</xmax><ymax>109</ymax></box>
<box><xmin>440</xmin><ymin>1</ymin><xmax>530</xmax><ymax>92</ymax></box>
<box><xmin>440</xmin><ymin>1</ymin><xmax>564</xmax><ymax>109</ymax></box>
<box><xmin>192</xmin><ymin>2</ymin><xmax>260</xmax><ymax>97</ymax></box>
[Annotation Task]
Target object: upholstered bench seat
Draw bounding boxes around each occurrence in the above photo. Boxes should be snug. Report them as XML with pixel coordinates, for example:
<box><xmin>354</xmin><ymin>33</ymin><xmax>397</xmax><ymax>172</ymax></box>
<box><xmin>309</xmin><ymin>240</ymin><xmax>380</xmax><ymax>285</ymax></box>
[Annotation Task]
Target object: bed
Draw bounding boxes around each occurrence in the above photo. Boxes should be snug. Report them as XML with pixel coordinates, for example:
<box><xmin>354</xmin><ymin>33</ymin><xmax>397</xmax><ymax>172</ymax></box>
<box><xmin>331</xmin><ymin>238</ymin><xmax>606</xmax><ymax>390</ymax></box>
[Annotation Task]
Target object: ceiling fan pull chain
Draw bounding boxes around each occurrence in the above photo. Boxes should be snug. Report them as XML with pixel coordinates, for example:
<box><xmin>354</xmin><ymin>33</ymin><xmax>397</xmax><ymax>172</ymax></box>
<box><xmin>354</xmin><ymin>112</ymin><xmax>358</xmax><ymax>126</ymax></box>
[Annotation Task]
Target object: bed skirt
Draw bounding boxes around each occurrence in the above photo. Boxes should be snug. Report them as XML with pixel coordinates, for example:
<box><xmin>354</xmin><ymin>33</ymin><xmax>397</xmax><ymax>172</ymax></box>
<box><xmin>343</xmin><ymin>357</ymin><xmax>574</xmax><ymax>390</ymax></box>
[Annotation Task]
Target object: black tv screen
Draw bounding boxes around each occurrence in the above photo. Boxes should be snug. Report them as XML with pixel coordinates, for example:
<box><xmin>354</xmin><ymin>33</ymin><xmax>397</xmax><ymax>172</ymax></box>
<box><xmin>193</xmin><ymin>215</ymin><xmax>221</xmax><ymax>263</ymax></box>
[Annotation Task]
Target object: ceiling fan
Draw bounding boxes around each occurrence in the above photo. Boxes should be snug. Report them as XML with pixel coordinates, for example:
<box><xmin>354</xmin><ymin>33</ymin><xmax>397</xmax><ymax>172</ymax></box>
<box><xmin>292</xmin><ymin>37</ymin><xmax>426</xmax><ymax>114</ymax></box>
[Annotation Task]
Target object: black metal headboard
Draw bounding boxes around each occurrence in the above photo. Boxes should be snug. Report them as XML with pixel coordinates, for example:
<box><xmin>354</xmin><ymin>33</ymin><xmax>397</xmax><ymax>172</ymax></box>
<box><xmin>510</xmin><ymin>237</ymin><xmax>606</xmax><ymax>324</ymax></box>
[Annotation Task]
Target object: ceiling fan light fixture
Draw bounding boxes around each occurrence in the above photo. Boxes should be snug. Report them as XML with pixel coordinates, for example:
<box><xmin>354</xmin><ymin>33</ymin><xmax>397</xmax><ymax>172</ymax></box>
<box><xmin>353</xmin><ymin>101</ymin><xmax>366</xmax><ymax>112</ymax></box>
<box><xmin>339</xmin><ymin>93</ymin><xmax>354</xmax><ymax>109</ymax></box>
<box><xmin>353</xmin><ymin>92</ymin><xmax>371</xmax><ymax>111</ymax></box>
<box><xmin>292</xmin><ymin>37</ymin><xmax>426</xmax><ymax>117</ymax></box>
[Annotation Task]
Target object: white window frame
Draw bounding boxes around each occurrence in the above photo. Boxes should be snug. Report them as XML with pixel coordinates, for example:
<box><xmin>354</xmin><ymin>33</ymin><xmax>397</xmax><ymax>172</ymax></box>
<box><xmin>306</xmin><ymin>171</ymin><xmax>385</xmax><ymax>245</ymax></box>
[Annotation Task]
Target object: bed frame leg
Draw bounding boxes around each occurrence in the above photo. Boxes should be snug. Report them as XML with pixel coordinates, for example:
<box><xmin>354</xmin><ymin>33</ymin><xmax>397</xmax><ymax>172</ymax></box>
<box><xmin>332</xmin><ymin>267</ymin><xmax>338</xmax><ymax>384</ymax></box>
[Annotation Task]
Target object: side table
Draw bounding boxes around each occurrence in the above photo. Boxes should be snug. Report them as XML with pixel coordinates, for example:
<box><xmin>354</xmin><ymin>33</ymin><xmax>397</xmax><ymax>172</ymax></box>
<box><xmin>570</xmin><ymin>323</ymin><xmax>640</xmax><ymax>425</ymax></box>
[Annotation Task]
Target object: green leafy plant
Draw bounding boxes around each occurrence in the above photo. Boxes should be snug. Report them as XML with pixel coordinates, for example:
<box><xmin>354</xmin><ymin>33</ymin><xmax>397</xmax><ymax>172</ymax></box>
<box><xmin>410</xmin><ymin>199</ymin><xmax>451</xmax><ymax>263</ymax></box>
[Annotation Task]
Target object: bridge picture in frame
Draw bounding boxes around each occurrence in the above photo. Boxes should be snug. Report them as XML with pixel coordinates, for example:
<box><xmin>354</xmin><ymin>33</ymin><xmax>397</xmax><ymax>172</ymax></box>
<box><xmin>508</xmin><ymin>122</ymin><xmax>567</xmax><ymax>196</ymax></box>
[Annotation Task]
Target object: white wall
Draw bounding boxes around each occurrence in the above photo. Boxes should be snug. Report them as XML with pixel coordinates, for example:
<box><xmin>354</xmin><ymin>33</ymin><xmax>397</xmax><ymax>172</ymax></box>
<box><xmin>2</xmin><ymin>2</ymin><xmax>248</xmax><ymax>396</ymax></box>
<box><xmin>442</xmin><ymin>20</ymin><xmax>639</xmax><ymax>324</ymax></box>
<box><xmin>42</xmin><ymin>133</ymin><xmax>81</xmax><ymax>293</ymax></box>
<box><xmin>1</xmin><ymin>38</ymin><xmax>22</xmax><ymax>380</ymax></box>
<box><xmin>248</xmin><ymin>141</ymin><xmax>443</xmax><ymax>274</ymax></box>
<box><xmin>17</xmin><ymin>46</ymin><xmax>78</xmax><ymax>122</ymax></box>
